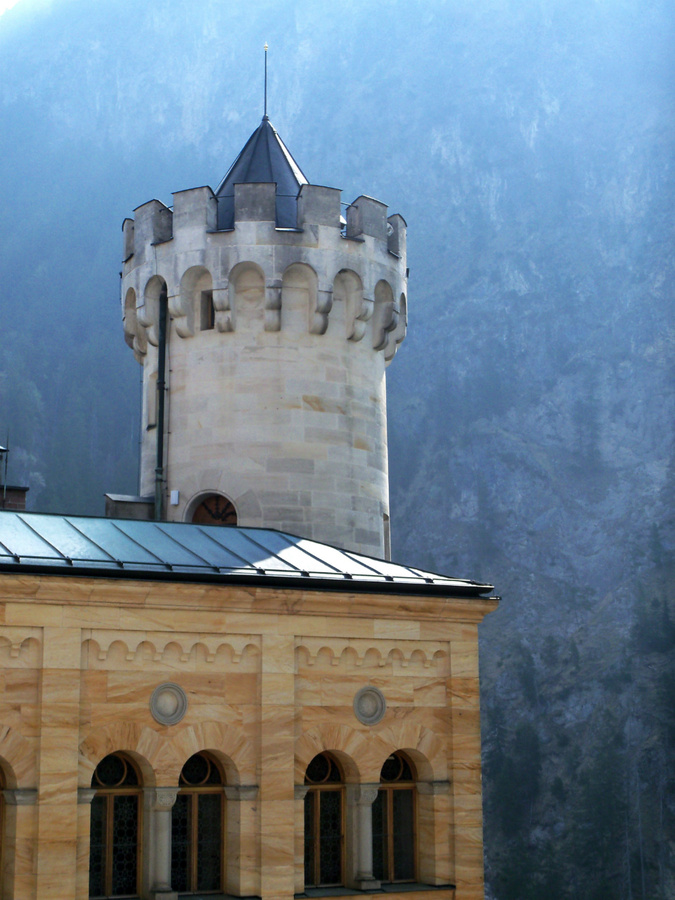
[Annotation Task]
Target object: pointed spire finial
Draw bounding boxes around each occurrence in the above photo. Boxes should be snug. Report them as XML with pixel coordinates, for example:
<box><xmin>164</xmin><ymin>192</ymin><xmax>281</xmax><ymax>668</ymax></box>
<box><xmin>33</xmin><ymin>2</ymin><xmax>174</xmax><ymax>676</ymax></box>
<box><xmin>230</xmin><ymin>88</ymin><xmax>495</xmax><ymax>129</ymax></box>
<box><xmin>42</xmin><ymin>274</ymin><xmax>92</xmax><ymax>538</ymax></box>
<box><xmin>263</xmin><ymin>42</ymin><xmax>269</xmax><ymax>119</ymax></box>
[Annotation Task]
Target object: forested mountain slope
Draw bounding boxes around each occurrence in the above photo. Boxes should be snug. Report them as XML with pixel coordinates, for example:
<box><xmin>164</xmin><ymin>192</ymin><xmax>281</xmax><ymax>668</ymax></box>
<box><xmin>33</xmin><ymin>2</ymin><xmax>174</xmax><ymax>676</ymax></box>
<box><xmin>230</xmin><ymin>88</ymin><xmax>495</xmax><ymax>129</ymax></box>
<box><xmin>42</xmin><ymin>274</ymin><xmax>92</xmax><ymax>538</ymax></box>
<box><xmin>0</xmin><ymin>1</ymin><xmax>673</xmax><ymax>897</ymax></box>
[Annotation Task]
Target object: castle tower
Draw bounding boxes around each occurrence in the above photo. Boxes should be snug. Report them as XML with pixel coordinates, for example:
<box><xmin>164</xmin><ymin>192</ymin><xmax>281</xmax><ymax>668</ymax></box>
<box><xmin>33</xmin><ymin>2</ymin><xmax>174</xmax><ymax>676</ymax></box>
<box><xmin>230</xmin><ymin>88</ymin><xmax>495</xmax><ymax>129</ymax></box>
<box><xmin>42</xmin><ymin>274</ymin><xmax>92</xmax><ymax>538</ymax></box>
<box><xmin>120</xmin><ymin>116</ymin><xmax>407</xmax><ymax>558</ymax></box>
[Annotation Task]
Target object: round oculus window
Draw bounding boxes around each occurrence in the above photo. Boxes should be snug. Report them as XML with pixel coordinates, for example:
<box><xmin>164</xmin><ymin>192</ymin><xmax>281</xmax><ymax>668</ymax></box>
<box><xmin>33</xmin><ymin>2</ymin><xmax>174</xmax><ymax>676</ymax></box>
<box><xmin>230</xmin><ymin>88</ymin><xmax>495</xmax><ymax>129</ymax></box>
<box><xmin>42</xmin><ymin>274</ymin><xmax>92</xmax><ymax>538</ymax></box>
<box><xmin>353</xmin><ymin>685</ymin><xmax>386</xmax><ymax>726</ymax></box>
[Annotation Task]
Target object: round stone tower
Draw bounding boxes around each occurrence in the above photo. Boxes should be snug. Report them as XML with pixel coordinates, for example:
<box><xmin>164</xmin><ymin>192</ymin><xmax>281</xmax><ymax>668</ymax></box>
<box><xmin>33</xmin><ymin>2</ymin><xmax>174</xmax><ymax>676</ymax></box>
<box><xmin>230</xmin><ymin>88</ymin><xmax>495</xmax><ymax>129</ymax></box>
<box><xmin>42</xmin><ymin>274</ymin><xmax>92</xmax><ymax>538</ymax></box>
<box><xmin>120</xmin><ymin>116</ymin><xmax>407</xmax><ymax>558</ymax></box>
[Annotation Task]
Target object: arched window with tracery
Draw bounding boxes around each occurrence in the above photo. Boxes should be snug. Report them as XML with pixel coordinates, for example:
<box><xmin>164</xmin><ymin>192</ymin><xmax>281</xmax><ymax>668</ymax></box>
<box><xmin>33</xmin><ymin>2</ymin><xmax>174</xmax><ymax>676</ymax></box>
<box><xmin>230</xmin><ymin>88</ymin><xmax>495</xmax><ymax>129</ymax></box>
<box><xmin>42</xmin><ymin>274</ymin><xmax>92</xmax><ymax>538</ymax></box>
<box><xmin>171</xmin><ymin>752</ymin><xmax>224</xmax><ymax>895</ymax></box>
<box><xmin>304</xmin><ymin>752</ymin><xmax>344</xmax><ymax>888</ymax></box>
<box><xmin>372</xmin><ymin>751</ymin><xmax>416</xmax><ymax>883</ymax></box>
<box><xmin>89</xmin><ymin>753</ymin><xmax>142</xmax><ymax>899</ymax></box>
<box><xmin>190</xmin><ymin>494</ymin><xmax>237</xmax><ymax>526</ymax></box>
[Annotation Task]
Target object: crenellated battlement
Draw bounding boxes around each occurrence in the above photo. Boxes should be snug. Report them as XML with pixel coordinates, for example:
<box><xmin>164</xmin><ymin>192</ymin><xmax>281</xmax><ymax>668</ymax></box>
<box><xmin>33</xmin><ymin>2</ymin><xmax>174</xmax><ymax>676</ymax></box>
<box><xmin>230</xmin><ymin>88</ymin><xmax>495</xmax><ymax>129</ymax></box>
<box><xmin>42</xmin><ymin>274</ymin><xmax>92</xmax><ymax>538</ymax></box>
<box><xmin>174</xmin><ymin>185</ymin><xmax>217</xmax><ymax>233</ymax></box>
<box><xmin>122</xmin><ymin>181</ymin><xmax>407</xmax><ymax>365</ymax></box>
<box><xmin>297</xmin><ymin>184</ymin><xmax>341</xmax><ymax>228</ymax></box>
<box><xmin>122</xmin><ymin>183</ymin><xmax>405</xmax><ymax>253</ymax></box>
<box><xmin>346</xmin><ymin>195</ymin><xmax>387</xmax><ymax>241</ymax></box>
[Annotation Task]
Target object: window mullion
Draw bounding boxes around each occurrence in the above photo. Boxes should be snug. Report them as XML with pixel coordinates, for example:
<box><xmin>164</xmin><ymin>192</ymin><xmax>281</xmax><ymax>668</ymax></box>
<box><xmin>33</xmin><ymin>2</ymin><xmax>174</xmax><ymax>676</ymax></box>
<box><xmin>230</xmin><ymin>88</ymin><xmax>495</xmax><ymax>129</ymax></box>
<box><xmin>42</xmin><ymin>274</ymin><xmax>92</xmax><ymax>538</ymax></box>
<box><xmin>191</xmin><ymin>792</ymin><xmax>198</xmax><ymax>892</ymax></box>
<box><xmin>221</xmin><ymin>788</ymin><xmax>226</xmax><ymax>891</ymax></box>
<box><xmin>314</xmin><ymin>790</ymin><xmax>321</xmax><ymax>886</ymax></box>
<box><xmin>341</xmin><ymin>786</ymin><xmax>346</xmax><ymax>885</ymax></box>
<box><xmin>387</xmin><ymin>787</ymin><xmax>395</xmax><ymax>883</ymax></box>
<box><xmin>105</xmin><ymin>795</ymin><xmax>114</xmax><ymax>896</ymax></box>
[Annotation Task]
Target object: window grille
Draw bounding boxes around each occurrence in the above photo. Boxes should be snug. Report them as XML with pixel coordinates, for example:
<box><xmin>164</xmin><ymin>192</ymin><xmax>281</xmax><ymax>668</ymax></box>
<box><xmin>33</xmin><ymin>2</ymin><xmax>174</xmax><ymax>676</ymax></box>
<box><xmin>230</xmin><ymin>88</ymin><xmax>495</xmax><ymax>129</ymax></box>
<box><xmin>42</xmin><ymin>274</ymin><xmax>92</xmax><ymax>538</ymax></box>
<box><xmin>372</xmin><ymin>752</ymin><xmax>416</xmax><ymax>883</ymax></box>
<box><xmin>171</xmin><ymin>752</ymin><xmax>224</xmax><ymax>895</ymax></box>
<box><xmin>89</xmin><ymin>753</ymin><xmax>141</xmax><ymax>899</ymax></box>
<box><xmin>304</xmin><ymin>753</ymin><xmax>344</xmax><ymax>888</ymax></box>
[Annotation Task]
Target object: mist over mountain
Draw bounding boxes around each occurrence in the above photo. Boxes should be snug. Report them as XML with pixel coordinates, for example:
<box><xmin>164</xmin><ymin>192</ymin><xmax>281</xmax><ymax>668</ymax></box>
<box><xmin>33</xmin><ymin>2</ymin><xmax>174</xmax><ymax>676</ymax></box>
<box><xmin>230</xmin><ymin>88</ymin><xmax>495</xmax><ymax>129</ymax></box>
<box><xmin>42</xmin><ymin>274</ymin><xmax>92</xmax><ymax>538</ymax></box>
<box><xmin>1</xmin><ymin>0</ymin><xmax>673</xmax><ymax>897</ymax></box>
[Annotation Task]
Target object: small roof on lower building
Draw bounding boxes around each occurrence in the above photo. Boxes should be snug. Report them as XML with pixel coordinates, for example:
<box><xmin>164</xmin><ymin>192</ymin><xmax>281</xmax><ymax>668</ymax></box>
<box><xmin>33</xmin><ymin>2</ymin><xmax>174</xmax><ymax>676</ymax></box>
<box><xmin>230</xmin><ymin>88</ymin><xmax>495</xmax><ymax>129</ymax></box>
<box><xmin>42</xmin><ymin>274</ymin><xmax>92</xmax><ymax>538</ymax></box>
<box><xmin>0</xmin><ymin>511</ymin><xmax>493</xmax><ymax>598</ymax></box>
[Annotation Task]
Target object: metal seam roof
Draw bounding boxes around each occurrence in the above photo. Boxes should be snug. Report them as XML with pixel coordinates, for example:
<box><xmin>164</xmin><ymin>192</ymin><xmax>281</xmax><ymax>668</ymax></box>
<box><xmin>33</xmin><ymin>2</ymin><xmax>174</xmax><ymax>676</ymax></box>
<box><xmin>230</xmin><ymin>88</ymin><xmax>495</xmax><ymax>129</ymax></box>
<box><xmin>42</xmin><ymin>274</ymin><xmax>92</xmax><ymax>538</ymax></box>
<box><xmin>0</xmin><ymin>511</ymin><xmax>494</xmax><ymax>598</ymax></box>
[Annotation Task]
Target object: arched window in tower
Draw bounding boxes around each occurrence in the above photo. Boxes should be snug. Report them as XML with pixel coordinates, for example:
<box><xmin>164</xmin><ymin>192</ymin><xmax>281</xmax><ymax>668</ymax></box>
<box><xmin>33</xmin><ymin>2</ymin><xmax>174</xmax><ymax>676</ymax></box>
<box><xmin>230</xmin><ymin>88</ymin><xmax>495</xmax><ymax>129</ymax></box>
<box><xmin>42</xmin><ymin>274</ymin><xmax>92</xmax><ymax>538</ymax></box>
<box><xmin>372</xmin><ymin>752</ymin><xmax>416</xmax><ymax>883</ymax></box>
<box><xmin>89</xmin><ymin>753</ymin><xmax>142</xmax><ymax>899</ymax></box>
<box><xmin>190</xmin><ymin>494</ymin><xmax>237</xmax><ymax>526</ymax></box>
<box><xmin>304</xmin><ymin>752</ymin><xmax>344</xmax><ymax>888</ymax></box>
<box><xmin>171</xmin><ymin>752</ymin><xmax>224</xmax><ymax>895</ymax></box>
<box><xmin>200</xmin><ymin>290</ymin><xmax>215</xmax><ymax>331</ymax></box>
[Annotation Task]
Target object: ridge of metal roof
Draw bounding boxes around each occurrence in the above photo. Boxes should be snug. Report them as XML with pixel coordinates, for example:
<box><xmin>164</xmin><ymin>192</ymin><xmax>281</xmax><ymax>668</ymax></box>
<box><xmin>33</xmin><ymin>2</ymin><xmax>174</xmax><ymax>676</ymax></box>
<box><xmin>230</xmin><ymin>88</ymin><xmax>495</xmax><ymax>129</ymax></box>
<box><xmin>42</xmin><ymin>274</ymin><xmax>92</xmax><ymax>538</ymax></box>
<box><xmin>0</xmin><ymin>511</ymin><xmax>495</xmax><ymax>598</ymax></box>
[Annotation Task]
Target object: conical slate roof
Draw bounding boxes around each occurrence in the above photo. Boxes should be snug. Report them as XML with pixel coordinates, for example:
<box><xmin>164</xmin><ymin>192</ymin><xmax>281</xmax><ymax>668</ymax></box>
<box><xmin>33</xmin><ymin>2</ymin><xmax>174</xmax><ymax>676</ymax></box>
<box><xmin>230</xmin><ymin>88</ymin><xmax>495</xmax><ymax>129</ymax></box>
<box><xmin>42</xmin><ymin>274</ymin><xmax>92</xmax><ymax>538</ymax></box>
<box><xmin>215</xmin><ymin>116</ymin><xmax>309</xmax><ymax>230</ymax></box>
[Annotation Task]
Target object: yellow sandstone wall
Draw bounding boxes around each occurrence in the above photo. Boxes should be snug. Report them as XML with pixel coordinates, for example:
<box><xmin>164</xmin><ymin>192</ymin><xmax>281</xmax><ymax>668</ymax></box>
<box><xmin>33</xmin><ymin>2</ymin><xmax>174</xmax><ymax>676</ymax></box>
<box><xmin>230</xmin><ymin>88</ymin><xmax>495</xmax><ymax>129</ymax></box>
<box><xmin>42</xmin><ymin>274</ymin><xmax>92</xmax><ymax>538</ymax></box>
<box><xmin>0</xmin><ymin>573</ymin><xmax>496</xmax><ymax>900</ymax></box>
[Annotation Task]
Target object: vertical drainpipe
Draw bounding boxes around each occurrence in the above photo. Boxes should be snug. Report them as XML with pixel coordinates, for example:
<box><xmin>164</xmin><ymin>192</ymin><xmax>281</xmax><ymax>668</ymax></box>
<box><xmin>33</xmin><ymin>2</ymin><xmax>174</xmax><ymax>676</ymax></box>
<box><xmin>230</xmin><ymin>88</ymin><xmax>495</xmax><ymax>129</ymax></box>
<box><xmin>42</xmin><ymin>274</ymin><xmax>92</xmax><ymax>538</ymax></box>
<box><xmin>155</xmin><ymin>286</ymin><xmax>168</xmax><ymax>521</ymax></box>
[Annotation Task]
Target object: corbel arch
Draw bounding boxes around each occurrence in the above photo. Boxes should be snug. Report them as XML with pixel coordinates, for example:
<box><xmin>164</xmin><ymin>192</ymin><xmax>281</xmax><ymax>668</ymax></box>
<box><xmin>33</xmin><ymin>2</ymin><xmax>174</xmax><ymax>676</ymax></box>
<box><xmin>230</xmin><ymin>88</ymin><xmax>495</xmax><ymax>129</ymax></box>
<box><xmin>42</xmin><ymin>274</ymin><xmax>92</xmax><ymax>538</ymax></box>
<box><xmin>281</xmin><ymin>262</ymin><xmax>319</xmax><ymax>334</ymax></box>
<box><xmin>372</xmin><ymin>279</ymin><xmax>397</xmax><ymax>352</ymax></box>
<box><xmin>228</xmin><ymin>261</ymin><xmax>266</xmax><ymax>333</ymax></box>
<box><xmin>331</xmin><ymin>269</ymin><xmax>371</xmax><ymax>342</ymax></box>
<box><xmin>139</xmin><ymin>274</ymin><xmax>168</xmax><ymax>347</ymax></box>
<box><xmin>174</xmin><ymin>265</ymin><xmax>214</xmax><ymax>337</ymax></box>
<box><xmin>123</xmin><ymin>287</ymin><xmax>146</xmax><ymax>361</ymax></box>
<box><xmin>385</xmin><ymin>291</ymin><xmax>407</xmax><ymax>363</ymax></box>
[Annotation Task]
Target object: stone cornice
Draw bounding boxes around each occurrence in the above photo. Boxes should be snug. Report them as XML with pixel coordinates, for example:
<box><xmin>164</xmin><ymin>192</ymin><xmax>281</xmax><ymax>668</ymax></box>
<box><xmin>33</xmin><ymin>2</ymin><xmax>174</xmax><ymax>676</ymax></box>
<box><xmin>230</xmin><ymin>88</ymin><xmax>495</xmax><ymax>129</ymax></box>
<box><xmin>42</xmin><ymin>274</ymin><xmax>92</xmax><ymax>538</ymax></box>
<box><xmin>224</xmin><ymin>785</ymin><xmax>259</xmax><ymax>801</ymax></box>
<box><xmin>0</xmin><ymin>575</ymin><xmax>498</xmax><ymax>625</ymax></box>
<box><xmin>417</xmin><ymin>780</ymin><xmax>452</xmax><ymax>796</ymax></box>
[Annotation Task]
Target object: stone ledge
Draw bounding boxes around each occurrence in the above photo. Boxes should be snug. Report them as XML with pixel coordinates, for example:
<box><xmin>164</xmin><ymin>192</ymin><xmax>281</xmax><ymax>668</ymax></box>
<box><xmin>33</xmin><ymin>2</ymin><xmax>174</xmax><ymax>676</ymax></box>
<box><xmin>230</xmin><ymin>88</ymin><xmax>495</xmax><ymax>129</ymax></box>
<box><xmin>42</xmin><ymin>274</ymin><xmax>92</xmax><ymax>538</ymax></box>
<box><xmin>296</xmin><ymin>885</ymin><xmax>455</xmax><ymax>898</ymax></box>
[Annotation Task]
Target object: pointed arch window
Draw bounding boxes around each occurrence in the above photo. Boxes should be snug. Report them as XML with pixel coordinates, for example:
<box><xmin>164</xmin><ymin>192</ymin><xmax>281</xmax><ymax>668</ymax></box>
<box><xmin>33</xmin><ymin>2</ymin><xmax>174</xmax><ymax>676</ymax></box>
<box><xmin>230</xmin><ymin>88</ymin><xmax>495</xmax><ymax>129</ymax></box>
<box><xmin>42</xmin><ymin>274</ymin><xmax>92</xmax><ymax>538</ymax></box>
<box><xmin>372</xmin><ymin>752</ymin><xmax>416</xmax><ymax>883</ymax></box>
<box><xmin>304</xmin><ymin>752</ymin><xmax>344</xmax><ymax>888</ymax></box>
<box><xmin>89</xmin><ymin>753</ymin><xmax>142</xmax><ymax>899</ymax></box>
<box><xmin>171</xmin><ymin>752</ymin><xmax>224</xmax><ymax>895</ymax></box>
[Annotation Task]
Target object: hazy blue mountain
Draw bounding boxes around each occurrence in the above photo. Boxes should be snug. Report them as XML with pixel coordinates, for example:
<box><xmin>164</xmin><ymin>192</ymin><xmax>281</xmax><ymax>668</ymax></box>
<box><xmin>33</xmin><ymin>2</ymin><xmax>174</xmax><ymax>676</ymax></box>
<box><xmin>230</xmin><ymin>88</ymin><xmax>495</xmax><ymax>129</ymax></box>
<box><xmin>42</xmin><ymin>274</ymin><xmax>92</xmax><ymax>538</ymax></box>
<box><xmin>0</xmin><ymin>1</ymin><xmax>673</xmax><ymax>897</ymax></box>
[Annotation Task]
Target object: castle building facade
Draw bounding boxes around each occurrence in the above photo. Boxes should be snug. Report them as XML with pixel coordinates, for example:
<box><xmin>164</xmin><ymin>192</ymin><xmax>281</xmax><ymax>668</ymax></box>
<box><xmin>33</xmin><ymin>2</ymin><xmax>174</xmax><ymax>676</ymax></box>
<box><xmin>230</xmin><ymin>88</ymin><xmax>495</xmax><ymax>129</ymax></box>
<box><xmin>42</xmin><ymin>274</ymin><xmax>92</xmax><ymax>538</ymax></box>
<box><xmin>0</xmin><ymin>116</ymin><xmax>497</xmax><ymax>900</ymax></box>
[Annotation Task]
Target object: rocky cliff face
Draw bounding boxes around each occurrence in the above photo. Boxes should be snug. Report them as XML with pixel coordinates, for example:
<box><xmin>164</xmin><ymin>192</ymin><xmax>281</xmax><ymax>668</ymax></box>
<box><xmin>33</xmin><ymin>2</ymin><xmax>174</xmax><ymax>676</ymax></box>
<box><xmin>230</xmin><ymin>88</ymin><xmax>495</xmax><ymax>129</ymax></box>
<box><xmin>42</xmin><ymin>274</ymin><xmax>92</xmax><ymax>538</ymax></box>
<box><xmin>384</xmin><ymin>6</ymin><xmax>675</xmax><ymax>894</ymax></box>
<box><xmin>0</xmin><ymin>0</ymin><xmax>673</xmax><ymax>896</ymax></box>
